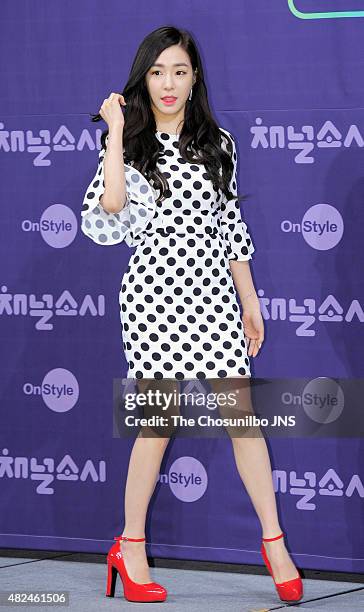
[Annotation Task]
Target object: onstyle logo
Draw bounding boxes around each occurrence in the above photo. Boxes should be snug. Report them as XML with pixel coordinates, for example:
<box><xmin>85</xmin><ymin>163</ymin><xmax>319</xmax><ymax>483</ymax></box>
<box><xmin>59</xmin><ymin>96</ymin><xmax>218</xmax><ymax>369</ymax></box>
<box><xmin>23</xmin><ymin>368</ymin><xmax>79</xmax><ymax>413</ymax></box>
<box><xmin>159</xmin><ymin>456</ymin><xmax>208</xmax><ymax>502</ymax></box>
<box><xmin>281</xmin><ymin>204</ymin><xmax>344</xmax><ymax>250</ymax></box>
<box><xmin>22</xmin><ymin>204</ymin><xmax>78</xmax><ymax>248</ymax></box>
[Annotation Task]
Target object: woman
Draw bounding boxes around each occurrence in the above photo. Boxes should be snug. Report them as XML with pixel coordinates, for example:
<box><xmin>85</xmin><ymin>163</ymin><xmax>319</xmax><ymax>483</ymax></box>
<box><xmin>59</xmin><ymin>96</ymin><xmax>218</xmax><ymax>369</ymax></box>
<box><xmin>81</xmin><ymin>25</ymin><xmax>303</xmax><ymax>605</ymax></box>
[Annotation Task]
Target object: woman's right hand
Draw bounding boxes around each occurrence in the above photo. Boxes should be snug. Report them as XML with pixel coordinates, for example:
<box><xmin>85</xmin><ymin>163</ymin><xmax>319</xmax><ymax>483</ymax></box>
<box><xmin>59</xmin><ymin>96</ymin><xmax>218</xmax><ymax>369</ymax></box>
<box><xmin>99</xmin><ymin>92</ymin><xmax>127</xmax><ymax>130</ymax></box>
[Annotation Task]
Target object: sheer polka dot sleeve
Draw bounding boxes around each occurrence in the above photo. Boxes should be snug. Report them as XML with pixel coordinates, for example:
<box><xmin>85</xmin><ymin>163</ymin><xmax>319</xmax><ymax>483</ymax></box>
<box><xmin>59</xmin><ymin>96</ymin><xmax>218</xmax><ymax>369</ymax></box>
<box><xmin>219</xmin><ymin>129</ymin><xmax>255</xmax><ymax>261</ymax></box>
<box><xmin>80</xmin><ymin>139</ymin><xmax>156</xmax><ymax>247</ymax></box>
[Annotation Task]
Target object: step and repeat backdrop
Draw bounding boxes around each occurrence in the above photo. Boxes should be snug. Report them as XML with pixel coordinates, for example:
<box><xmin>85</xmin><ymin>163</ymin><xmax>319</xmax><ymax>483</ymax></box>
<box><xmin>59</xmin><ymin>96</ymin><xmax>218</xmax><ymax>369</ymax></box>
<box><xmin>1</xmin><ymin>2</ymin><xmax>363</xmax><ymax>573</ymax></box>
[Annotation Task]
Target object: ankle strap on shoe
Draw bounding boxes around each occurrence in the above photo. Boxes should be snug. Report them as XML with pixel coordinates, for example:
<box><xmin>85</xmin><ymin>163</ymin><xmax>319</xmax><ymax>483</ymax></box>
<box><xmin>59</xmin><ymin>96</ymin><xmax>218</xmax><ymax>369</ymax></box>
<box><xmin>262</xmin><ymin>532</ymin><xmax>284</xmax><ymax>542</ymax></box>
<box><xmin>114</xmin><ymin>534</ymin><xmax>146</xmax><ymax>542</ymax></box>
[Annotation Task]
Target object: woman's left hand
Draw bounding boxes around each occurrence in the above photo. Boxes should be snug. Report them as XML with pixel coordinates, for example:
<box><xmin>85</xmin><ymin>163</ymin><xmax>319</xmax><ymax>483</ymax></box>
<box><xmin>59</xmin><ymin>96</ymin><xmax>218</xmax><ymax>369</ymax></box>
<box><xmin>242</xmin><ymin>304</ymin><xmax>265</xmax><ymax>358</ymax></box>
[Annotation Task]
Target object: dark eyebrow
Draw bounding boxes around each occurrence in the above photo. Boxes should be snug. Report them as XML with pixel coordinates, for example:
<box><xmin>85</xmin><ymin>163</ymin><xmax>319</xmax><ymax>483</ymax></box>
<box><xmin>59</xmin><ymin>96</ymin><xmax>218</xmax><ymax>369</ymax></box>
<box><xmin>151</xmin><ymin>62</ymin><xmax>189</xmax><ymax>68</ymax></box>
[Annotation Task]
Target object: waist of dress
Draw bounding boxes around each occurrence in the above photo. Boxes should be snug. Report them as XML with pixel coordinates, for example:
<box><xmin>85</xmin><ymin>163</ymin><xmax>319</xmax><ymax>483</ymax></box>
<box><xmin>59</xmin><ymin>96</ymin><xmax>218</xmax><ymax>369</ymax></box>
<box><xmin>144</xmin><ymin>227</ymin><xmax>220</xmax><ymax>238</ymax></box>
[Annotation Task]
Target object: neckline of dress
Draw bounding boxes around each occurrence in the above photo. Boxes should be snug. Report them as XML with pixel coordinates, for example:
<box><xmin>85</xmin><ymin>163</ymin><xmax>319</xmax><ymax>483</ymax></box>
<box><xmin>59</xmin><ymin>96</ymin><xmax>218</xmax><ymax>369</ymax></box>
<box><xmin>156</xmin><ymin>131</ymin><xmax>180</xmax><ymax>137</ymax></box>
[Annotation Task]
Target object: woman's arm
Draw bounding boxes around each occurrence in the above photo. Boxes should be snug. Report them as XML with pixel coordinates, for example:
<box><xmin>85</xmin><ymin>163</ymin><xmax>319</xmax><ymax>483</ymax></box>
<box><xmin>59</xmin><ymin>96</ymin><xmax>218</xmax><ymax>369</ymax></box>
<box><xmin>81</xmin><ymin>130</ymin><xmax>157</xmax><ymax>247</ymax></box>
<box><xmin>100</xmin><ymin>126</ymin><xmax>128</xmax><ymax>213</ymax></box>
<box><xmin>218</xmin><ymin>129</ymin><xmax>256</xmax><ymax>306</ymax></box>
<box><xmin>218</xmin><ymin>129</ymin><xmax>255</xmax><ymax>262</ymax></box>
<box><xmin>229</xmin><ymin>260</ymin><xmax>260</xmax><ymax>311</ymax></box>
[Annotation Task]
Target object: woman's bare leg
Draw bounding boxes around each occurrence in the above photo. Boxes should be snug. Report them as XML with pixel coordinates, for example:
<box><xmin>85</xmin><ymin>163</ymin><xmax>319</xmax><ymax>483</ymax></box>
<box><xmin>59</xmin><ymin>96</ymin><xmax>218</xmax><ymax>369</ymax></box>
<box><xmin>119</xmin><ymin>379</ymin><xmax>179</xmax><ymax>583</ymax></box>
<box><xmin>210</xmin><ymin>377</ymin><xmax>299</xmax><ymax>584</ymax></box>
<box><xmin>119</xmin><ymin>434</ymin><xmax>170</xmax><ymax>583</ymax></box>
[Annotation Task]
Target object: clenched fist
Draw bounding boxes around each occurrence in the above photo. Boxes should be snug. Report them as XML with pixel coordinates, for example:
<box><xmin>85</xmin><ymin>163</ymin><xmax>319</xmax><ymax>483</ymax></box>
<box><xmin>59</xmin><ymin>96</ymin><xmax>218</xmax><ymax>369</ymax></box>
<box><xmin>99</xmin><ymin>92</ymin><xmax>127</xmax><ymax>130</ymax></box>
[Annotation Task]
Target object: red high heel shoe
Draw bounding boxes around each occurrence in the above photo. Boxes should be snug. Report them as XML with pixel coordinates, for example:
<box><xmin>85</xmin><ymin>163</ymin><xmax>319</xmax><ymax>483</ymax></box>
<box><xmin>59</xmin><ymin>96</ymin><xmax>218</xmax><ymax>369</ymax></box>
<box><xmin>105</xmin><ymin>534</ymin><xmax>167</xmax><ymax>602</ymax></box>
<box><xmin>261</xmin><ymin>532</ymin><xmax>303</xmax><ymax>602</ymax></box>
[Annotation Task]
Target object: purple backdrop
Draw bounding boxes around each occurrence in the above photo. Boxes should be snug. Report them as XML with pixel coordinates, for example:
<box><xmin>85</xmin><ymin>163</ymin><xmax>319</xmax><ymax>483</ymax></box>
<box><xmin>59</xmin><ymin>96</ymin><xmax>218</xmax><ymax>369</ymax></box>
<box><xmin>0</xmin><ymin>1</ymin><xmax>363</xmax><ymax>573</ymax></box>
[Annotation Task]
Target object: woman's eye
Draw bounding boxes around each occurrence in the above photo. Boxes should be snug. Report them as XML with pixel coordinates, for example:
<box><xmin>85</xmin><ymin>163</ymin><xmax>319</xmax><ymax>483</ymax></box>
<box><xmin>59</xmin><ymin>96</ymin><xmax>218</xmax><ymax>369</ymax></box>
<box><xmin>151</xmin><ymin>70</ymin><xmax>187</xmax><ymax>75</ymax></box>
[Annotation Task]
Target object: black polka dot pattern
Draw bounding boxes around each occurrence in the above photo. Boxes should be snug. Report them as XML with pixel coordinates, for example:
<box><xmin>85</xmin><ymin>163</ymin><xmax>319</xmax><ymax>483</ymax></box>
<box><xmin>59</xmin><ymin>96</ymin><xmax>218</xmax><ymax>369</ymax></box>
<box><xmin>81</xmin><ymin>127</ymin><xmax>255</xmax><ymax>379</ymax></box>
<box><xmin>219</xmin><ymin>133</ymin><xmax>255</xmax><ymax>261</ymax></box>
<box><xmin>80</xmin><ymin>135</ymin><xmax>158</xmax><ymax>247</ymax></box>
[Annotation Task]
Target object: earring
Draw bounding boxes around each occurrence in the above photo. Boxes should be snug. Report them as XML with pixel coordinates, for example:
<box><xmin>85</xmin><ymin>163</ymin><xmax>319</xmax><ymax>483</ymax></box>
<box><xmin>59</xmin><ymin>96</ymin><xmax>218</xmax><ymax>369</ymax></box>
<box><xmin>188</xmin><ymin>87</ymin><xmax>193</xmax><ymax>101</ymax></box>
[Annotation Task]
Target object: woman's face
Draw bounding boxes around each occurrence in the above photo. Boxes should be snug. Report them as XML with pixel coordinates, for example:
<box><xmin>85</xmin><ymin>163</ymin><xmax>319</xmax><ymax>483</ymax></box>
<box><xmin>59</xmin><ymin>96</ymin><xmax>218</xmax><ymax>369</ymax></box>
<box><xmin>145</xmin><ymin>44</ymin><xmax>196</xmax><ymax>124</ymax></box>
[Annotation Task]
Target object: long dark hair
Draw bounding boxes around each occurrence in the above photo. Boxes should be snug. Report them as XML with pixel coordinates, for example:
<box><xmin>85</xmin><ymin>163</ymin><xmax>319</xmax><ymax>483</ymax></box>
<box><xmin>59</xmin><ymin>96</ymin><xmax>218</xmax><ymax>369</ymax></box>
<box><xmin>89</xmin><ymin>25</ymin><xmax>248</xmax><ymax>204</ymax></box>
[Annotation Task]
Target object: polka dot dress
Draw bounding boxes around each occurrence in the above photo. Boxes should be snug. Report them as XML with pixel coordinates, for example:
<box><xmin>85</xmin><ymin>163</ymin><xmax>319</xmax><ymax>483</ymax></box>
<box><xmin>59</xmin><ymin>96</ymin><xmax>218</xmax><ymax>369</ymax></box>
<box><xmin>81</xmin><ymin>128</ymin><xmax>255</xmax><ymax>380</ymax></box>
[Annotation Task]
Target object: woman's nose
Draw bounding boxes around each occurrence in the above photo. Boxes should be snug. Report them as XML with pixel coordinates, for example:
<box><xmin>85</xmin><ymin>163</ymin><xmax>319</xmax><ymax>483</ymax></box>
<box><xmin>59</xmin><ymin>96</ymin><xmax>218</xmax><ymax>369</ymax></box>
<box><xmin>164</xmin><ymin>75</ymin><xmax>175</xmax><ymax>87</ymax></box>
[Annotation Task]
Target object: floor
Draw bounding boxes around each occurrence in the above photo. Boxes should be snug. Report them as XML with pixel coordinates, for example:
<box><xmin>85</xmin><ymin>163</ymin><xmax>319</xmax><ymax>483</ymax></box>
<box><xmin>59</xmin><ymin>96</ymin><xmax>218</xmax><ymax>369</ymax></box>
<box><xmin>1</xmin><ymin>550</ymin><xmax>363</xmax><ymax>611</ymax></box>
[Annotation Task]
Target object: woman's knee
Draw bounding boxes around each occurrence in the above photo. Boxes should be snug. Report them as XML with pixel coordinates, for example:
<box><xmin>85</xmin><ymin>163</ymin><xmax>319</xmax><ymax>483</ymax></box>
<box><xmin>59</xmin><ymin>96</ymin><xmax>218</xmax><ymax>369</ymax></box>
<box><xmin>137</xmin><ymin>427</ymin><xmax>172</xmax><ymax>443</ymax></box>
<box><xmin>137</xmin><ymin>379</ymin><xmax>181</xmax><ymax>437</ymax></box>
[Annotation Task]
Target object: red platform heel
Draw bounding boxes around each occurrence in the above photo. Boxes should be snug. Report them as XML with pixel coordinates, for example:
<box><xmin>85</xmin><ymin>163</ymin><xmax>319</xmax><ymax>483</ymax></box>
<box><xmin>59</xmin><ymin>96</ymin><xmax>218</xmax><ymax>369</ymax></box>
<box><xmin>261</xmin><ymin>532</ymin><xmax>303</xmax><ymax>602</ymax></box>
<box><xmin>105</xmin><ymin>534</ymin><xmax>167</xmax><ymax>602</ymax></box>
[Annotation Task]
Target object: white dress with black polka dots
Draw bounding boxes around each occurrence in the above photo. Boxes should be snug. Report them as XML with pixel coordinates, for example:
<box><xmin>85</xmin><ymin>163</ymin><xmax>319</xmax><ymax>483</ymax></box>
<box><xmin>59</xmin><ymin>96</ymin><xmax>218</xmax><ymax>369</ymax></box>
<box><xmin>81</xmin><ymin>128</ymin><xmax>255</xmax><ymax>380</ymax></box>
